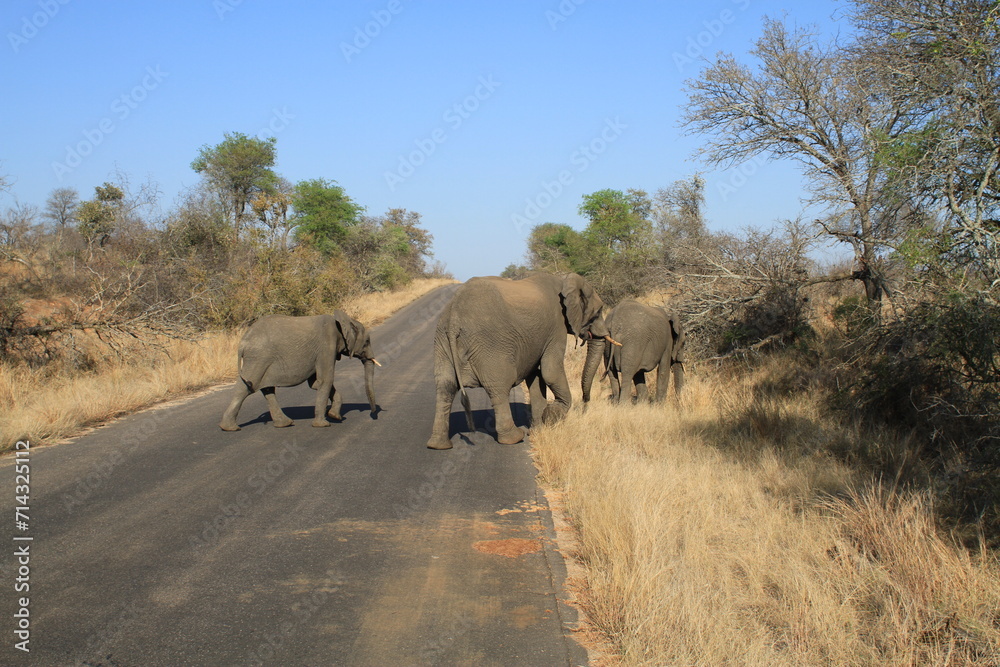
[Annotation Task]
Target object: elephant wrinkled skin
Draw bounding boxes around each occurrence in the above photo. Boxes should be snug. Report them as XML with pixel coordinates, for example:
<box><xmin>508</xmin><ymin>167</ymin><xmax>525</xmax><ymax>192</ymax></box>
<box><xmin>583</xmin><ymin>299</ymin><xmax>685</xmax><ymax>404</ymax></box>
<box><xmin>427</xmin><ymin>272</ymin><xmax>612</xmax><ymax>450</ymax></box>
<box><xmin>219</xmin><ymin>311</ymin><xmax>378</xmax><ymax>431</ymax></box>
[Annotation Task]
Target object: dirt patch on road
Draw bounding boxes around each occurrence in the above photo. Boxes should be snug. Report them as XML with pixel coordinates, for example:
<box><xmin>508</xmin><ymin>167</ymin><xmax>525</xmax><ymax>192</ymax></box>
<box><xmin>472</xmin><ymin>538</ymin><xmax>541</xmax><ymax>558</ymax></box>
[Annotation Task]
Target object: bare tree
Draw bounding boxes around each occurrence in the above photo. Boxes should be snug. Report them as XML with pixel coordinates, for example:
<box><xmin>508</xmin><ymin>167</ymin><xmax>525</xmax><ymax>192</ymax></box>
<box><xmin>682</xmin><ymin>19</ymin><xmax>919</xmax><ymax>305</ymax></box>
<box><xmin>250</xmin><ymin>177</ymin><xmax>294</xmax><ymax>248</ymax></box>
<box><xmin>849</xmin><ymin>0</ymin><xmax>1000</xmax><ymax>295</ymax></box>
<box><xmin>43</xmin><ymin>187</ymin><xmax>79</xmax><ymax>230</ymax></box>
<box><xmin>0</xmin><ymin>203</ymin><xmax>41</xmax><ymax>279</ymax></box>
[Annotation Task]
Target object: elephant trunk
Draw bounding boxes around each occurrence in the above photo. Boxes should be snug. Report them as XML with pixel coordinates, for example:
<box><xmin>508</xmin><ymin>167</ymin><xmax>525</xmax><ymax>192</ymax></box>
<box><xmin>364</xmin><ymin>359</ymin><xmax>377</xmax><ymax>418</ymax></box>
<box><xmin>581</xmin><ymin>337</ymin><xmax>606</xmax><ymax>403</ymax></box>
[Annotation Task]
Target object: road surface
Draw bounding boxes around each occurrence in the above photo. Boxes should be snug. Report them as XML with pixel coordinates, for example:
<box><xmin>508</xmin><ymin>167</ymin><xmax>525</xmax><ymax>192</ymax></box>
<box><xmin>1</xmin><ymin>285</ymin><xmax>589</xmax><ymax>666</ymax></box>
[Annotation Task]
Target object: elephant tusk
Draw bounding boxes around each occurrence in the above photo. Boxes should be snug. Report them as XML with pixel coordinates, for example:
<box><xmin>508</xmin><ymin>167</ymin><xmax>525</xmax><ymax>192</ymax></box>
<box><xmin>605</xmin><ymin>336</ymin><xmax>623</xmax><ymax>347</ymax></box>
<box><xmin>371</xmin><ymin>358</ymin><xmax>382</xmax><ymax>367</ymax></box>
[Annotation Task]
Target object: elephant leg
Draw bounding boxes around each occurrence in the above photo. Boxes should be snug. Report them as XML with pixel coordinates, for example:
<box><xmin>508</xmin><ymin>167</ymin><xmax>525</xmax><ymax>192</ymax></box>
<box><xmin>655</xmin><ymin>347</ymin><xmax>674</xmax><ymax>403</ymax></box>
<box><xmin>427</xmin><ymin>372</ymin><xmax>458</xmax><ymax>450</ymax></box>
<box><xmin>525</xmin><ymin>368</ymin><xmax>546</xmax><ymax>428</ymax></box>
<box><xmin>539</xmin><ymin>352</ymin><xmax>572</xmax><ymax>424</ymax></box>
<box><xmin>261</xmin><ymin>387</ymin><xmax>293</xmax><ymax>428</ymax></box>
<box><xmin>618</xmin><ymin>362</ymin><xmax>636</xmax><ymax>404</ymax></box>
<box><xmin>312</xmin><ymin>380</ymin><xmax>333</xmax><ymax>427</ymax></box>
<box><xmin>634</xmin><ymin>371</ymin><xmax>648</xmax><ymax>403</ymax></box>
<box><xmin>655</xmin><ymin>362</ymin><xmax>669</xmax><ymax>403</ymax></box>
<box><xmin>327</xmin><ymin>385</ymin><xmax>343</xmax><ymax>421</ymax></box>
<box><xmin>487</xmin><ymin>382</ymin><xmax>524</xmax><ymax>445</ymax></box>
<box><xmin>671</xmin><ymin>362</ymin><xmax>685</xmax><ymax>400</ymax></box>
<box><xmin>609</xmin><ymin>366</ymin><xmax>622</xmax><ymax>402</ymax></box>
<box><xmin>219</xmin><ymin>380</ymin><xmax>252</xmax><ymax>431</ymax></box>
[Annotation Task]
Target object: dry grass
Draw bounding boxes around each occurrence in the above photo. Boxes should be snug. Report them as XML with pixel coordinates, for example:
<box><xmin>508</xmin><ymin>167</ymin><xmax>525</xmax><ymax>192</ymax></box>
<box><xmin>341</xmin><ymin>277</ymin><xmax>456</xmax><ymax>328</ymax></box>
<box><xmin>533</xmin><ymin>345</ymin><xmax>1000</xmax><ymax>665</ymax></box>
<box><xmin>0</xmin><ymin>278</ymin><xmax>454</xmax><ymax>451</ymax></box>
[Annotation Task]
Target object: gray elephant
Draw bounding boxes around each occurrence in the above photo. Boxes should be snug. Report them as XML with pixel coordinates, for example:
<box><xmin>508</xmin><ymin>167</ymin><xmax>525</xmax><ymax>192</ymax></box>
<box><xmin>219</xmin><ymin>311</ymin><xmax>379</xmax><ymax>431</ymax></box>
<box><xmin>427</xmin><ymin>272</ymin><xmax>617</xmax><ymax>450</ymax></box>
<box><xmin>582</xmin><ymin>299</ymin><xmax>685</xmax><ymax>404</ymax></box>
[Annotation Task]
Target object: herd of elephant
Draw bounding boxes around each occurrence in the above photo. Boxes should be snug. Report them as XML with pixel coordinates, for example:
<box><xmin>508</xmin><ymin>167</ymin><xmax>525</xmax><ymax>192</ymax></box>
<box><xmin>218</xmin><ymin>272</ymin><xmax>685</xmax><ymax>450</ymax></box>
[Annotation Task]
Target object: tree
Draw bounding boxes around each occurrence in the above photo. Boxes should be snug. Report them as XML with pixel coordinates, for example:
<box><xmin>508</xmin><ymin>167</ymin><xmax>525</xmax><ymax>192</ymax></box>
<box><xmin>382</xmin><ymin>208</ymin><xmax>433</xmax><ymax>276</ymax></box>
<box><xmin>527</xmin><ymin>222</ymin><xmax>591</xmax><ymax>274</ymax></box>
<box><xmin>655</xmin><ymin>175</ymin><xmax>706</xmax><ymax>240</ymax></box>
<box><xmin>578</xmin><ymin>188</ymin><xmax>654</xmax><ymax>252</ymax></box>
<box><xmin>77</xmin><ymin>182</ymin><xmax>124</xmax><ymax>249</ymax></box>
<box><xmin>341</xmin><ymin>208</ymin><xmax>434</xmax><ymax>290</ymax></box>
<box><xmin>849</xmin><ymin>0</ymin><xmax>1000</xmax><ymax>295</ymax></box>
<box><xmin>578</xmin><ymin>188</ymin><xmax>657</xmax><ymax>303</ymax></box>
<box><xmin>291</xmin><ymin>178</ymin><xmax>363</xmax><ymax>255</ymax></box>
<box><xmin>191</xmin><ymin>132</ymin><xmax>278</xmax><ymax>241</ymax></box>
<box><xmin>682</xmin><ymin>19</ymin><xmax>919</xmax><ymax>305</ymax></box>
<box><xmin>43</xmin><ymin>187</ymin><xmax>79</xmax><ymax>230</ymax></box>
<box><xmin>250</xmin><ymin>177</ymin><xmax>293</xmax><ymax>248</ymax></box>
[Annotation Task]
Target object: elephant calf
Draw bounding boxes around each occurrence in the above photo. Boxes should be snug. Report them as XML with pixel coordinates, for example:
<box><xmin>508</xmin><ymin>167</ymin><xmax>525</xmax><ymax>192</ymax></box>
<box><xmin>219</xmin><ymin>311</ymin><xmax>379</xmax><ymax>431</ymax></box>
<box><xmin>583</xmin><ymin>299</ymin><xmax>685</xmax><ymax>404</ymax></box>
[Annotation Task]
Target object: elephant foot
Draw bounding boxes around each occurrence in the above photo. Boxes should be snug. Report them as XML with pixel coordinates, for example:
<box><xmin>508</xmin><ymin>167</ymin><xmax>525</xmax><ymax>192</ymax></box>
<box><xmin>311</xmin><ymin>419</ymin><xmax>331</xmax><ymax>428</ymax></box>
<box><xmin>426</xmin><ymin>436</ymin><xmax>453</xmax><ymax>450</ymax></box>
<box><xmin>219</xmin><ymin>422</ymin><xmax>241</xmax><ymax>432</ymax></box>
<box><xmin>541</xmin><ymin>405</ymin><xmax>567</xmax><ymax>425</ymax></box>
<box><xmin>271</xmin><ymin>418</ymin><xmax>294</xmax><ymax>428</ymax></box>
<box><xmin>497</xmin><ymin>425</ymin><xmax>525</xmax><ymax>445</ymax></box>
<box><xmin>327</xmin><ymin>411</ymin><xmax>343</xmax><ymax>422</ymax></box>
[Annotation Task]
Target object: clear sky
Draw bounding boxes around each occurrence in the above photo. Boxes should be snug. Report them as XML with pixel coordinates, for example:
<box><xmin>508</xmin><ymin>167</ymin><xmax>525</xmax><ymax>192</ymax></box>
<box><xmin>2</xmin><ymin>0</ymin><xmax>847</xmax><ymax>280</ymax></box>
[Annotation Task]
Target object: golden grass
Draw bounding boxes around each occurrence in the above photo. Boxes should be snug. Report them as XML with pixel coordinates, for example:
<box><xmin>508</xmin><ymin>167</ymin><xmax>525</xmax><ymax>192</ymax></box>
<box><xmin>341</xmin><ymin>277</ymin><xmax>456</xmax><ymax>328</ymax></box>
<box><xmin>0</xmin><ymin>278</ymin><xmax>455</xmax><ymax>451</ymax></box>
<box><xmin>533</xmin><ymin>345</ymin><xmax>1000</xmax><ymax>665</ymax></box>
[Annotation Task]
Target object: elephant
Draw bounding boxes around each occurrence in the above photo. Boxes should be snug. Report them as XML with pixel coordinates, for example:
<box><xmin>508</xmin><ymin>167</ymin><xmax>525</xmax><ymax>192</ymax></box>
<box><xmin>219</xmin><ymin>311</ymin><xmax>380</xmax><ymax>431</ymax></box>
<box><xmin>582</xmin><ymin>299</ymin><xmax>685</xmax><ymax>404</ymax></box>
<box><xmin>426</xmin><ymin>272</ymin><xmax>618</xmax><ymax>450</ymax></box>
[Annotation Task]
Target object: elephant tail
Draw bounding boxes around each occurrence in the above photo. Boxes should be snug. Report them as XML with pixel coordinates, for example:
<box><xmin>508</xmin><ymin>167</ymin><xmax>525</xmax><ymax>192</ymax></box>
<box><xmin>448</xmin><ymin>328</ymin><xmax>475</xmax><ymax>432</ymax></box>
<box><xmin>602</xmin><ymin>338</ymin><xmax>622</xmax><ymax>383</ymax></box>
<box><xmin>236</xmin><ymin>338</ymin><xmax>254</xmax><ymax>391</ymax></box>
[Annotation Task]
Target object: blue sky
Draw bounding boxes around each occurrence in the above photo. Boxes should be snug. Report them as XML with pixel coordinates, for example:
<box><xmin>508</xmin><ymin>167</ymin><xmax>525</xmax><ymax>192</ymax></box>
<box><xmin>2</xmin><ymin>0</ymin><xmax>848</xmax><ymax>280</ymax></box>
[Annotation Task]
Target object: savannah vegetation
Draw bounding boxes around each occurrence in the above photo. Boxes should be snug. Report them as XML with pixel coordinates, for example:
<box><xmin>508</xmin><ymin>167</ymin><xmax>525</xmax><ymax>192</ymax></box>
<box><xmin>523</xmin><ymin>1</ymin><xmax>1000</xmax><ymax>663</ymax></box>
<box><xmin>0</xmin><ymin>132</ymin><xmax>450</xmax><ymax>449</ymax></box>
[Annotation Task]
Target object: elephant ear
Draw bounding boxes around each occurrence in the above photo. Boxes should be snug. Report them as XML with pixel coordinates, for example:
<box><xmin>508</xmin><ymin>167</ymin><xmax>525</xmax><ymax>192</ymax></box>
<box><xmin>560</xmin><ymin>273</ymin><xmax>605</xmax><ymax>336</ymax></box>
<box><xmin>334</xmin><ymin>311</ymin><xmax>363</xmax><ymax>358</ymax></box>
<box><xmin>669</xmin><ymin>314</ymin><xmax>686</xmax><ymax>363</ymax></box>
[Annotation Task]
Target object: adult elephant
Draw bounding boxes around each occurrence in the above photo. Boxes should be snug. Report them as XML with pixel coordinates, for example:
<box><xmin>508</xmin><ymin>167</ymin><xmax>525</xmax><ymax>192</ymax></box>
<box><xmin>426</xmin><ymin>272</ymin><xmax>616</xmax><ymax>450</ymax></box>
<box><xmin>219</xmin><ymin>311</ymin><xmax>379</xmax><ymax>431</ymax></box>
<box><xmin>582</xmin><ymin>299</ymin><xmax>685</xmax><ymax>404</ymax></box>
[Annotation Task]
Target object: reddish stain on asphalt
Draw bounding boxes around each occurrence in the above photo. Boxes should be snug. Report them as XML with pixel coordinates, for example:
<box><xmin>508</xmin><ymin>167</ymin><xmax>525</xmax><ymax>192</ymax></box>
<box><xmin>472</xmin><ymin>538</ymin><xmax>542</xmax><ymax>558</ymax></box>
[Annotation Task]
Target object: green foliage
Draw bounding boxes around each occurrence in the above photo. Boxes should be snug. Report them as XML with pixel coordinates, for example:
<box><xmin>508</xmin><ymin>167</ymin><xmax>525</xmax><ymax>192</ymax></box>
<box><xmin>190</xmin><ymin>132</ymin><xmax>278</xmax><ymax>235</ymax></box>
<box><xmin>340</xmin><ymin>209</ymin><xmax>433</xmax><ymax>291</ymax></box>
<box><xmin>527</xmin><ymin>223</ymin><xmax>591</xmax><ymax>274</ymax></box>
<box><xmin>291</xmin><ymin>178</ymin><xmax>363</xmax><ymax>255</ymax></box>
<box><xmin>578</xmin><ymin>188</ymin><xmax>653</xmax><ymax>251</ymax></box>
<box><xmin>832</xmin><ymin>295</ymin><xmax>877</xmax><ymax>338</ymax></box>
<box><xmin>76</xmin><ymin>182</ymin><xmax>124</xmax><ymax>247</ymax></box>
<box><xmin>500</xmin><ymin>264</ymin><xmax>529</xmax><ymax>279</ymax></box>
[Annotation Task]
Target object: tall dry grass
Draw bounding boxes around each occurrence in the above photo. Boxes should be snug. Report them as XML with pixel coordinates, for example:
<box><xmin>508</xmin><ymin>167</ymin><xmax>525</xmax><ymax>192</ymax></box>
<box><xmin>533</xmin><ymin>345</ymin><xmax>1000</xmax><ymax>665</ymax></box>
<box><xmin>0</xmin><ymin>278</ymin><xmax>454</xmax><ymax>450</ymax></box>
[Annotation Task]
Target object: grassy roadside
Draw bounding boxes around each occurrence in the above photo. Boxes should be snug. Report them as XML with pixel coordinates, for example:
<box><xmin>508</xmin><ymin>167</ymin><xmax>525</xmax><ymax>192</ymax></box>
<box><xmin>532</xmin><ymin>344</ymin><xmax>1000</xmax><ymax>665</ymax></box>
<box><xmin>0</xmin><ymin>278</ymin><xmax>454</xmax><ymax>451</ymax></box>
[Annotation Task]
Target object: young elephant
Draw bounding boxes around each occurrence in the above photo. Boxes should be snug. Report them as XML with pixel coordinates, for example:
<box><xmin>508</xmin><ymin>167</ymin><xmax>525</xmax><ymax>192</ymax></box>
<box><xmin>427</xmin><ymin>272</ymin><xmax>616</xmax><ymax>450</ymax></box>
<box><xmin>219</xmin><ymin>311</ymin><xmax>379</xmax><ymax>431</ymax></box>
<box><xmin>583</xmin><ymin>299</ymin><xmax>685</xmax><ymax>404</ymax></box>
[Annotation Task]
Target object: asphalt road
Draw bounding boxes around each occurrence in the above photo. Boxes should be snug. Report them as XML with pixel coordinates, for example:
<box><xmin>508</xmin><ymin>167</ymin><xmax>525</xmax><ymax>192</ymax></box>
<box><xmin>1</xmin><ymin>285</ymin><xmax>589</xmax><ymax>666</ymax></box>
